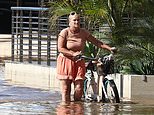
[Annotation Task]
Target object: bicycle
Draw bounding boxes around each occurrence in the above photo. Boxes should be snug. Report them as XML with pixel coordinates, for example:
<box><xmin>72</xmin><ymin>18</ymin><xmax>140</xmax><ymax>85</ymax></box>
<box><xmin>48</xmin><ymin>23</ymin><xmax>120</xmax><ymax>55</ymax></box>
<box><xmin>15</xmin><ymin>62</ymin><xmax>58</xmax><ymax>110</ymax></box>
<box><xmin>77</xmin><ymin>52</ymin><xmax>120</xmax><ymax>103</ymax></box>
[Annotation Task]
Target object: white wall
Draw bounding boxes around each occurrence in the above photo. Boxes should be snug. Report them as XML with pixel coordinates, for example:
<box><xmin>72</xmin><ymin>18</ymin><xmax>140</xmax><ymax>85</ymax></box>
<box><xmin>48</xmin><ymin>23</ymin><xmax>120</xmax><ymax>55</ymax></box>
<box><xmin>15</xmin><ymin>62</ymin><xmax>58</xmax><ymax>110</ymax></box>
<box><xmin>5</xmin><ymin>62</ymin><xmax>60</xmax><ymax>90</ymax></box>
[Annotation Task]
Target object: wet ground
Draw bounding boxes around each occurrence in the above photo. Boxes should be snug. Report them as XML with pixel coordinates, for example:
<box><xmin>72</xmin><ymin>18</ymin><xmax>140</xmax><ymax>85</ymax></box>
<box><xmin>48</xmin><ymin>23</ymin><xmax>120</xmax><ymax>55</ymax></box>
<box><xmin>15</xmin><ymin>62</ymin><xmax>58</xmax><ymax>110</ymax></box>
<box><xmin>0</xmin><ymin>65</ymin><xmax>154</xmax><ymax>114</ymax></box>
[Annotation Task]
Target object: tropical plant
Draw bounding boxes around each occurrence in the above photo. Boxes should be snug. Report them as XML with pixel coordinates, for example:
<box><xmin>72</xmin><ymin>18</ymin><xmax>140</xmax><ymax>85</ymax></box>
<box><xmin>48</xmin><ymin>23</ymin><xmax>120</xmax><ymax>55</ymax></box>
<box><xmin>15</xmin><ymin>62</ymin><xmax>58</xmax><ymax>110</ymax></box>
<box><xmin>113</xmin><ymin>0</ymin><xmax>154</xmax><ymax>74</ymax></box>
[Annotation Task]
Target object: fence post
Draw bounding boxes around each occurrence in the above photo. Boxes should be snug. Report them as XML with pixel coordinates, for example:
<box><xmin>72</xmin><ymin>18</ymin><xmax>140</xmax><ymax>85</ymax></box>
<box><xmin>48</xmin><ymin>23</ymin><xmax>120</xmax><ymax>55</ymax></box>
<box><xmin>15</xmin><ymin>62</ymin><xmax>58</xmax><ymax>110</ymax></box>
<box><xmin>47</xmin><ymin>24</ymin><xmax>51</xmax><ymax>66</ymax></box>
<box><xmin>11</xmin><ymin>10</ymin><xmax>15</xmax><ymax>61</ymax></box>
<box><xmin>38</xmin><ymin>10</ymin><xmax>42</xmax><ymax>64</ymax></box>
<box><xmin>19</xmin><ymin>10</ymin><xmax>23</xmax><ymax>62</ymax></box>
<box><xmin>29</xmin><ymin>10</ymin><xmax>32</xmax><ymax>63</ymax></box>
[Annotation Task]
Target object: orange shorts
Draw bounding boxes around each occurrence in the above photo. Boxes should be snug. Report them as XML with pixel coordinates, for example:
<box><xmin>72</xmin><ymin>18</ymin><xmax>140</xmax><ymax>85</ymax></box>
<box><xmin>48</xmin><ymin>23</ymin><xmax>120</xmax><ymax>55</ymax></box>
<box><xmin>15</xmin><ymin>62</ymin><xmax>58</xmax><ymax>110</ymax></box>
<box><xmin>57</xmin><ymin>53</ymin><xmax>86</xmax><ymax>81</ymax></box>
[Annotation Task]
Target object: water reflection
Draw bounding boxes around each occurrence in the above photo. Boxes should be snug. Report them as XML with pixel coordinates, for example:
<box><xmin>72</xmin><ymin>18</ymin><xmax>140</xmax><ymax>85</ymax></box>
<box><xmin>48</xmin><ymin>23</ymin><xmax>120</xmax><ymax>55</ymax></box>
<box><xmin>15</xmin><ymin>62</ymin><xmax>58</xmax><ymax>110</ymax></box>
<box><xmin>119</xmin><ymin>104</ymin><xmax>154</xmax><ymax>114</ymax></box>
<box><xmin>1</xmin><ymin>101</ymin><xmax>154</xmax><ymax>115</ymax></box>
<box><xmin>84</xmin><ymin>102</ymin><xmax>119</xmax><ymax>115</ymax></box>
<box><xmin>55</xmin><ymin>101</ymin><xmax>120</xmax><ymax>115</ymax></box>
<box><xmin>56</xmin><ymin>102</ymin><xmax>84</xmax><ymax>115</ymax></box>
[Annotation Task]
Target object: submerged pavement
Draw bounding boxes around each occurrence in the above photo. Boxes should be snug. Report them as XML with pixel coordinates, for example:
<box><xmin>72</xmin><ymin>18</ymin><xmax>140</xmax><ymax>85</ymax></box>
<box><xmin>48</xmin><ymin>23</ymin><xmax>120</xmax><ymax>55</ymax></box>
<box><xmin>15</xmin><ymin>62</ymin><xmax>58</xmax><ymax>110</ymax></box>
<box><xmin>0</xmin><ymin>65</ymin><xmax>61</xmax><ymax>102</ymax></box>
<box><xmin>0</xmin><ymin>81</ymin><xmax>61</xmax><ymax>103</ymax></box>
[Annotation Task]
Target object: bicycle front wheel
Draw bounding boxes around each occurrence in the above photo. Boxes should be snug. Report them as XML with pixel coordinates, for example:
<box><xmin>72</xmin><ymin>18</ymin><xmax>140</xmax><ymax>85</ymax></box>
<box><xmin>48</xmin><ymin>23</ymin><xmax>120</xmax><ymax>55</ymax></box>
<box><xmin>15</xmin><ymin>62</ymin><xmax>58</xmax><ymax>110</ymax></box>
<box><xmin>103</xmin><ymin>79</ymin><xmax>120</xmax><ymax>103</ymax></box>
<box><xmin>83</xmin><ymin>76</ymin><xmax>98</xmax><ymax>101</ymax></box>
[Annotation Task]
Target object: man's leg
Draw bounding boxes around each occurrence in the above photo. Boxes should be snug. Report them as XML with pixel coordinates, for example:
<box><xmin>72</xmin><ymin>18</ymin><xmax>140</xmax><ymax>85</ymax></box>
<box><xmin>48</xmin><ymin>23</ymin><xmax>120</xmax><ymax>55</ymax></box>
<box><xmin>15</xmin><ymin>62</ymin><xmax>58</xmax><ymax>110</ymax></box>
<box><xmin>74</xmin><ymin>79</ymin><xmax>84</xmax><ymax>101</ymax></box>
<box><xmin>61</xmin><ymin>80</ymin><xmax>72</xmax><ymax>103</ymax></box>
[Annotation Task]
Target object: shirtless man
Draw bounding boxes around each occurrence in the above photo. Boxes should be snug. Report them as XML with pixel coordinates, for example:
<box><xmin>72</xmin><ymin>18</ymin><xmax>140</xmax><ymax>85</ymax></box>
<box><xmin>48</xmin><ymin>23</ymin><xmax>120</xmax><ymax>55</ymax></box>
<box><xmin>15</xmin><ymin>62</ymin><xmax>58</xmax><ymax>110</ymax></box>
<box><xmin>57</xmin><ymin>11</ymin><xmax>114</xmax><ymax>103</ymax></box>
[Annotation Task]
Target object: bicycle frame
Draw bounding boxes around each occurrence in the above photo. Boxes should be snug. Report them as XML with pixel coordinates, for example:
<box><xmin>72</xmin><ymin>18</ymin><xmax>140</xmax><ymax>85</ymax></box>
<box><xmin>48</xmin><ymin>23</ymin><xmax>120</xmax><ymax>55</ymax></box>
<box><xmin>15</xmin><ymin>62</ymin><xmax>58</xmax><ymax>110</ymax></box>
<box><xmin>81</xmin><ymin>54</ymin><xmax>120</xmax><ymax>103</ymax></box>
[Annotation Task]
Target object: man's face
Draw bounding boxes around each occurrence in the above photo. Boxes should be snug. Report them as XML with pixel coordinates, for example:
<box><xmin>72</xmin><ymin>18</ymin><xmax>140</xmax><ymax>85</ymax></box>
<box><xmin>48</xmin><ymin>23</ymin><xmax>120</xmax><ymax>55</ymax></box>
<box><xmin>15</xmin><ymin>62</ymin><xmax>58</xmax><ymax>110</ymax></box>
<box><xmin>69</xmin><ymin>14</ymin><xmax>80</xmax><ymax>28</ymax></box>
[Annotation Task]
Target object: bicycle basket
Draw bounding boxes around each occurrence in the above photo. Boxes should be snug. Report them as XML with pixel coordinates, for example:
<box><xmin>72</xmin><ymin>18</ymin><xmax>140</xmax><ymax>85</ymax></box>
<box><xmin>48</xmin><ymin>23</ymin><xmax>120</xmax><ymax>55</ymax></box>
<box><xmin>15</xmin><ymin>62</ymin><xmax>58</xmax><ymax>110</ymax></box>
<box><xmin>101</xmin><ymin>55</ymin><xmax>114</xmax><ymax>76</ymax></box>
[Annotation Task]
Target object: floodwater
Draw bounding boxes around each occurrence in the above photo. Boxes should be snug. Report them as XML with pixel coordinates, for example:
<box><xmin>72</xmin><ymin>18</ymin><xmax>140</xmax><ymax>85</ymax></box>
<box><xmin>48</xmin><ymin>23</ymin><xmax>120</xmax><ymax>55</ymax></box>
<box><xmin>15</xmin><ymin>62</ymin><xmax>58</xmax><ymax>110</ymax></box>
<box><xmin>0</xmin><ymin>65</ymin><xmax>154</xmax><ymax>115</ymax></box>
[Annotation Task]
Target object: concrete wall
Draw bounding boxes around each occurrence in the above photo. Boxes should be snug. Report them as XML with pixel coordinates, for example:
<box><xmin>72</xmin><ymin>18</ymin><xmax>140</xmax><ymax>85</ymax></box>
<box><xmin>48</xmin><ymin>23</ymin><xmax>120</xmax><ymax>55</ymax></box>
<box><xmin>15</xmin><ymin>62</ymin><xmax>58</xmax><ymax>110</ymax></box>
<box><xmin>4</xmin><ymin>62</ymin><xmax>154</xmax><ymax>103</ymax></box>
<box><xmin>131</xmin><ymin>75</ymin><xmax>154</xmax><ymax>104</ymax></box>
<box><xmin>5</xmin><ymin>62</ymin><xmax>60</xmax><ymax>90</ymax></box>
<box><xmin>112</xmin><ymin>74</ymin><xmax>154</xmax><ymax>103</ymax></box>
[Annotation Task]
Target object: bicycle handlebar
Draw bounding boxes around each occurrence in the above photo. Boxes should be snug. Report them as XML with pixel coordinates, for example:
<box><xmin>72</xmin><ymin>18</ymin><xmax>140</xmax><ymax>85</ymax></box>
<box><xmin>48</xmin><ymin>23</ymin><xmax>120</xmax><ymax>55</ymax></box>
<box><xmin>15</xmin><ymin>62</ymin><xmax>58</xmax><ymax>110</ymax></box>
<box><xmin>76</xmin><ymin>53</ymin><xmax>114</xmax><ymax>63</ymax></box>
<box><xmin>75</xmin><ymin>47</ymin><xmax>116</xmax><ymax>63</ymax></box>
<box><xmin>76</xmin><ymin>55</ymin><xmax>98</xmax><ymax>61</ymax></box>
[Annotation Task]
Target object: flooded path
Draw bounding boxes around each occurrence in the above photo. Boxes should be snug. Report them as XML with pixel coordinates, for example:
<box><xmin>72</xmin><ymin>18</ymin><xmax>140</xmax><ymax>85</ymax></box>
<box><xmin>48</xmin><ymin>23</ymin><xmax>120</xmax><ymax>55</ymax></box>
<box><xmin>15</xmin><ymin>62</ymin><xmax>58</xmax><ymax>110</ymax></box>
<box><xmin>1</xmin><ymin>65</ymin><xmax>154</xmax><ymax>114</ymax></box>
<box><xmin>0</xmin><ymin>65</ymin><xmax>61</xmax><ymax>114</ymax></box>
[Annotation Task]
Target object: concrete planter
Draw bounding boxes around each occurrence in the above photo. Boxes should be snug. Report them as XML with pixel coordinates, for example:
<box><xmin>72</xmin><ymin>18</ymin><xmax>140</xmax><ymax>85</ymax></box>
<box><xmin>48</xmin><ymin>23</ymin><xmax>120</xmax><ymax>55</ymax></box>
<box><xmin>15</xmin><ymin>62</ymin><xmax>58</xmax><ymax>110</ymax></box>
<box><xmin>113</xmin><ymin>74</ymin><xmax>154</xmax><ymax>103</ymax></box>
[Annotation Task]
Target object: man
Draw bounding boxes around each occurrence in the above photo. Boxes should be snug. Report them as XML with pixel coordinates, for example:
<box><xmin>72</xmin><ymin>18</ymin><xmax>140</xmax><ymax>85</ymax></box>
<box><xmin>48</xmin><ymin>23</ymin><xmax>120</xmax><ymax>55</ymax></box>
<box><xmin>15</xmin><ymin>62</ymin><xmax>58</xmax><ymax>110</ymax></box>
<box><xmin>57</xmin><ymin>11</ymin><xmax>115</xmax><ymax>103</ymax></box>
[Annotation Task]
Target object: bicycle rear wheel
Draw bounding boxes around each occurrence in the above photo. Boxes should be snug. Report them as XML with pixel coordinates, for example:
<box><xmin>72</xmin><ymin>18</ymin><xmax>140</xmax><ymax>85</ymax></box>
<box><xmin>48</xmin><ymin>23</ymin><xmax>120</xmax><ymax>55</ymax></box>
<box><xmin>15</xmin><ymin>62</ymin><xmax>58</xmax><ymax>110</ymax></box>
<box><xmin>102</xmin><ymin>79</ymin><xmax>120</xmax><ymax>103</ymax></box>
